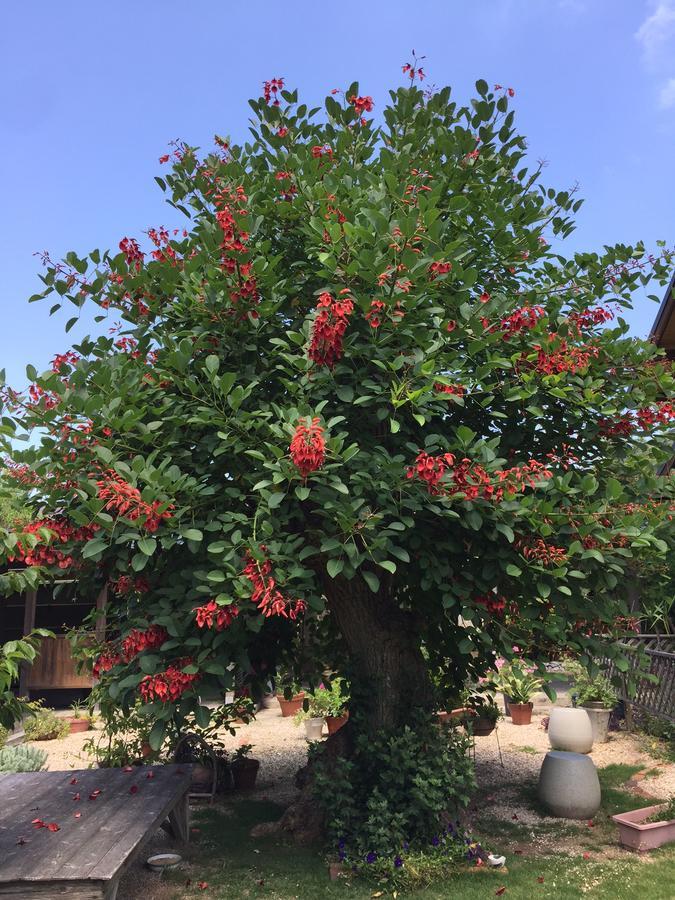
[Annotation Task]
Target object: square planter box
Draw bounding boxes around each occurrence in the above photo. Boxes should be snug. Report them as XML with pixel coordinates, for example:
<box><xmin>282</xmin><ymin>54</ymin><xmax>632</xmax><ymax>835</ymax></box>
<box><xmin>612</xmin><ymin>804</ymin><xmax>675</xmax><ymax>852</ymax></box>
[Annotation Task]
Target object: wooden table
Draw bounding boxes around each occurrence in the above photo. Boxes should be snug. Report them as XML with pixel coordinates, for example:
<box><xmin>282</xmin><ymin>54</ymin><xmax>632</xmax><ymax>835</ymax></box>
<box><xmin>0</xmin><ymin>764</ymin><xmax>191</xmax><ymax>899</ymax></box>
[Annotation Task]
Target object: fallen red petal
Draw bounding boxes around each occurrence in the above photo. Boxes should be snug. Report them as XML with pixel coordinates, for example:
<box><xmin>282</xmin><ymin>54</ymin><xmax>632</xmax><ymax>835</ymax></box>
<box><xmin>74</xmin><ymin>812</ymin><xmax>82</xmax><ymax>819</ymax></box>
<box><xmin>587</xmin><ymin>820</ymin><xmax>594</xmax><ymax>827</ymax></box>
<box><xmin>496</xmin><ymin>889</ymin><xmax>507</xmax><ymax>896</ymax></box>
<box><xmin>146</xmin><ymin>770</ymin><xmax>155</xmax><ymax>779</ymax></box>
<box><xmin>537</xmin><ymin>876</ymin><xmax>545</xmax><ymax>883</ymax></box>
<box><xmin>69</xmin><ymin>778</ymin><xmax>78</xmax><ymax>785</ymax></box>
<box><xmin>31</xmin><ymin>819</ymin><xmax>45</xmax><ymax>829</ymax></box>
<box><xmin>130</xmin><ymin>785</ymin><xmax>138</xmax><ymax>794</ymax></box>
<box><xmin>583</xmin><ymin>852</ymin><xmax>591</xmax><ymax>860</ymax></box>
<box><xmin>47</xmin><ymin>823</ymin><xmax>60</xmax><ymax>832</ymax></box>
<box><xmin>197</xmin><ymin>883</ymin><xmax>208</xmax><ymax>890</ymax></box>
<box><xmin>123</xmin><ymin>766</ymin><xmax>134</xmax><ymax>773</ymax></box>
<box><xmin>89</xmin><ymin>790</ymin><xmax>101</xmax><ymax>800</ymax></box>
<box><xmin>72</xmin><ymin>793</ymin><xmax>80</xmax><ymax>802</ymax></box>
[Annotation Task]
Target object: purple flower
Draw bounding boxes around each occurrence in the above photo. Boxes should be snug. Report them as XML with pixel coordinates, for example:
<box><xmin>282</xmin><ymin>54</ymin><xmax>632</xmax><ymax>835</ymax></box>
<box><xmin>431</xmin><ymin>836</ymin><xmax>440</xmax><ymax>847</ymax></box>
<box><xmin>402</xmin><ymin>841</ymin><xmax>409</xmax><ymax>850</ymax></box>
<box><xmin>394</xmin><ymin>855</ymin><xmax>403</xmax><ymax>868</ymax></box>
<box><xmin>366</xmin><ymin>851</ymin><xmax>377</xmax><ymax>864</ymax></box>
<box><xmin>338</xmin><ymin>838</ymin><xmax>346</xmax><ymax>849</ymax></box>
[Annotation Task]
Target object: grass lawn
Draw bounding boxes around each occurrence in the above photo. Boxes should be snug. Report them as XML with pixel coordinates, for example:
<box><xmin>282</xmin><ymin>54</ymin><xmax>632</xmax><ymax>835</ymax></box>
<box><xmin>161</xmin><ymin>765</ymin><xmax>675</xmax><ymax>899</ymax></box>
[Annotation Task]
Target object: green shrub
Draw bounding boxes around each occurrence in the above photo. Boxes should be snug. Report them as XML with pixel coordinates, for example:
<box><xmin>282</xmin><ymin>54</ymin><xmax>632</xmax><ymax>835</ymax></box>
<box><xmin>23</xmin><ymin>704</ymin><xmax>70</xmax><ymax>741</ymax></box>
<box><xmin>0</xmin><ymin>744</ymin><xmax>48</xmax><ymax>772</ymax></box>
<box><xmin>0</xmin><ymin>724</ymin><xmax>9</xmax><ymax>749</ymax></box>
<box><xmin>314</xmin><ymin>712</ymin><xmax>475</xmax><ymax>880</ymax></box>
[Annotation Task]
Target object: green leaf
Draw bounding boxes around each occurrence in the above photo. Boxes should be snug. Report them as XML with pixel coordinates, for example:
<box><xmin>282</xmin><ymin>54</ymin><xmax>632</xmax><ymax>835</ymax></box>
<box><xmin>378</xmin><ymin>560</ymin><xmax>397</xmax><ymax>574</ymax></box>
<box><xmin>149</xmin><ymin>719</ymin><xmax>166</xmax><ymax>751</ymax></box>
<box><xmin>205</xmin><ymin>355</ymin><xmax>220</xmax><ymax>375</ymax></box>
<box><xmin>327</xmin><ymin>558</ymin><xmax>344</xmax><ymax>578</ymax></box>
<box><xmin>137</xmin><ymin>537</ymin><xmax>157</xmax><ymax>556</ymax></box>
<box><xmin>362</xmin><ymin>570</ymin><xmax>380</xmax><ymax>593</ymax></box>
<box><xmin>82</xmin><ymin>539</ymin><xmax>107</xmax><ymax>559</ymax></box>
<box><xmin>496</xmin><ymin>523</ymin><xmax>514</xmax><ymax>543</ymax></box>
<box><xmin>506</xmin><ymin>563</ymin><xmax>522</xmax><ymax>577</ymax></box>
<box><xmin>295</xmin><ymin>486</ymin><xmax>310</xmax><ymax>501</ymax></box>
<box><xmin>182</xmin><ymin>528</ymin><xmax>203</xmax><ymax>542</ymax></box>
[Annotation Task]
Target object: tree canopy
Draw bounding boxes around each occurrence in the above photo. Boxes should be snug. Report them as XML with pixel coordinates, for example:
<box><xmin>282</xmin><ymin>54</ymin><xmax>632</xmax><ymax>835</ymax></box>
<box><xmin>0</xmin><ymin>72</ymin><xmax>673</xmax><ymax>758</ymax></box>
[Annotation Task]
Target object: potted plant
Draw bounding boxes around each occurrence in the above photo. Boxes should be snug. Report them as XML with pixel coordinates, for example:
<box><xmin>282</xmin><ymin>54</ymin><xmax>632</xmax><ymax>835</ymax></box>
<box><xmin>465</xmin><ymin>690</ymin><xmax>500</xmax><ymax>736</ymax></box>
<box><xmin>568</xmin><ymin>662</ymin><xmax>616</xmax><ymax>743</ymax></box>
<box><xmin>293</xmin><ymin>696</ymin><xmax>325</xmax><ymax>740</ymax></box>
<box><xmin>67</xmin><ymin>700</ymin><xmax>91</xmax><ymax>734</ymax></box>
<box><xmin>313</xmin><ymin>678</ymin><xmax>349</xmax><ymax>734</ymax></box>
<box><xmin>275</xmin><ymin>669</ymin><xmax>305</xmax><ymax>717</ymax></box>
<box><xmin>491</xmin><ymin>663</ymin><xmax>543</xmax><ymax>725</ymax></box>
<box><xmin>612</xmin><ymin>796</ymin><xmax>675</xmax><ymax>851</ymax></box>
<box><xmin>231</xmin><ymin>743</ymin><xmax>260</xmax><ymax>790</ymax></box>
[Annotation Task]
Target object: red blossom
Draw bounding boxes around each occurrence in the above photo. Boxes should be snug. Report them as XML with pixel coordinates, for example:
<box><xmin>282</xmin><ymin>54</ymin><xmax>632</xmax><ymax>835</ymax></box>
<box><xmin>434</xmin><ymin>382</ymin><xmax>465</xmax><ymax>398</ymax></box>
<box><xmin>119</xmin><ymin>237</ymin><xmax>144</xmax><ymax>270</ymax></box>
<box><xmin>349</xmin><ymin>95</ymin><xmax>374</xmax><ymax>114</ymax></box>
<box><xmin>242</xmin><ymin>547</ymin><xmax>306</xmax><ymax>620</ymax></box>
<box><xmin>263</xmin><ymin>77</ymin><xmax>284</xmax><ymax>105</ymax></box>
<box><xmin>194</xmin><ymin>600</ymin><xmax>240</xmax><ymax>630</ymax></box>
<box><xmin>159</xmin><ymin>154</ymin><xmax>170</xmax><ymax>164</ymax></box>
<box><xmin>308</xmin><ymin>291</ymin><xmax>354</xmax><ymax>367</ymax></box>
<box><xmin>139</xmin><ymin>659</ymin><xmax>200</xmax><ymax>703</ymax></box>
<box><xmin>121</xmin><ymin>624</ymin><xmax>168</xmax><ymax>662</ymax></box>
<box><xmin>499</xmin><ymin>305</ymin><xmax>545</xmax><ymax>339</ymax></box>
<box><xmin>96</xmin><ymin>469</ymin><xmax>173</xmax><ymax>532</ymax></box>
<box><xmin>290</xmin><ymin>417</ymin><xmax>326</xmax><ymax>478</ymax></box>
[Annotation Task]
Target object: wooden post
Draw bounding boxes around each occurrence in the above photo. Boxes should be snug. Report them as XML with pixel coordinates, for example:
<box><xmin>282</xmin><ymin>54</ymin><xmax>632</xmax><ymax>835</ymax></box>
<box><xmin>18</xmin><ymin>589</ymin><xmax>38</xmax><ymax>698</ymax></box>
<box><xmin>95</xmin><ymin>584</ymin><xmax>108</xmax><ymax>643</ymax></box>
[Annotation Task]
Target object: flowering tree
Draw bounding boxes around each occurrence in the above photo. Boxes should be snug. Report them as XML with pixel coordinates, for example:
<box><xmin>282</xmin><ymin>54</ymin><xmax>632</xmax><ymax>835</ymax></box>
<box><xmin>1</xmin><ymin>69</ymin><xmax>674</xmax><ymax>842</ymax></box>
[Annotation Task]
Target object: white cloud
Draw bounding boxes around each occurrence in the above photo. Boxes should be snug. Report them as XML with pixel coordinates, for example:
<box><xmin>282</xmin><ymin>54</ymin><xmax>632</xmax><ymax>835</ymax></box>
<box><xmin>636</xmin><ymin>1</ymin><xmax>675</xmax><ymax>66</ymax></box>
<box><xmin>659</xmin><ymin>76</ymin><xmax>675</xmax><ymax>106</ymax></box>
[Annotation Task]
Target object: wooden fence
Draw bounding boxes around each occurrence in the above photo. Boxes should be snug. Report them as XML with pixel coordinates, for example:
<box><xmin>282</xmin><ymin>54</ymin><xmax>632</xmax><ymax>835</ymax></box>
<box><xmin>603</xmin><ymin>634</ymin><xmax>675</xmax><ymax>724</ymax></box>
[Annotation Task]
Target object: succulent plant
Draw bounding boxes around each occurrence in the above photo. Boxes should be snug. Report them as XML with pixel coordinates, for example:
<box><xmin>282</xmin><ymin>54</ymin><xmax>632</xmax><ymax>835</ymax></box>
<box><xmin>0</xmin><ymin>744</ymin><xmax>48</xmax><ymax>772</ymax></box>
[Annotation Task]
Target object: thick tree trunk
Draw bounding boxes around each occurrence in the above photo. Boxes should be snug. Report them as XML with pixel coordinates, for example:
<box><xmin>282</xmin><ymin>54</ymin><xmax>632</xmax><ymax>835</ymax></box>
<box><xmin>323</xmin><ymin>573</ymin><xmax>434</xmax><ymax>733</ymax></box>
<box><xmin>271</xmin><ymin>572</ymin><xmax>434</xmax><ymax>843</ymax></box>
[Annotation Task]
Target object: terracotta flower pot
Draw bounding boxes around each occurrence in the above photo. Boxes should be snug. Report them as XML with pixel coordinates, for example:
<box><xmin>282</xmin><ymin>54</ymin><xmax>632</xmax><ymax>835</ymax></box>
<box><xmin>509</xmin><ymin>702</ymin><xmax>533</xmax><ymax>725</ymax></box>
<box><xmin>612</xmin><ymin>804</ymin><xmax>675</xmax><ymax>852</ymax></box>
<box><xmin>68</xmin><ymin>717</ymin><xmax>90</xmax><ymax>734</ymax></box>
<box><xmin>232</xmin><ymin>758</ymin><xmax>260</xmax><ymax>791</ymax></box>
<box><xmin>277</xmin><ymin>692</ymin><xmax>305</xmax><ymax>717</ymax></box>
<box><xmin>325</xmin><ymin>712</ymin><xmax>349</xmax><ymax>734</ymax></box>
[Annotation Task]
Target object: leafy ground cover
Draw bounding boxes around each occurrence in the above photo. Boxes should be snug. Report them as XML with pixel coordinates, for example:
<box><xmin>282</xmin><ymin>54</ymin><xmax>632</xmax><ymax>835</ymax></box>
<box><xmin>150</xmin><ymin>764</ymin><xmax>675</xmax><ymax>900</ymax></box>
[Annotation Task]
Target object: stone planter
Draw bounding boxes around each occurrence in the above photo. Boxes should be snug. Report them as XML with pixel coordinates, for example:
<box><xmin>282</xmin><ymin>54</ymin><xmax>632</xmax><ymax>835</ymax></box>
<box><xmin>582</xmin><ymin>703</ymin><xmax>611</xmax><ymax>743</ymax></box>
<box><xmin>277</xmin><ymin>692</ymin><xmax>305</xmax><ymax>717</ymax></box>
<box><xmin>612</xmin><ymin>804</ymin><xmax>675</xmax><ymax>852</ymax></box>
<box><xmin>538</xmin><ymin>750</ymin><xmax>601</xmax><ymax>819</ymax></box>
<box><xmin>548</xmin><ymin>707</ymin><xmax>593</xmax><ymax>754</ymax></box>
<box><xmin>304</xmin><ymin>717</ymin><xmax>325</xmax><ymax>740</ymax></box>
<box><xmin>509</xmin><ymin>702</ymin><xmax>533</xmax><ymax>725</ymax></box>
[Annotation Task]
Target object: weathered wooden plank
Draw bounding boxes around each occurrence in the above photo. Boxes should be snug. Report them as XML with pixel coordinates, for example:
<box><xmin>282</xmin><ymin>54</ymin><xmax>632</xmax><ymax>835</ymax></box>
<box><xmin>0</xmin><ymin>881</ymin><xmax>106</xmax><ymax>897</ymax></box>
<box><xmin>0</xmin><ymin>766</ymin><xmax>191</xmax><ymax>885</ymax></box>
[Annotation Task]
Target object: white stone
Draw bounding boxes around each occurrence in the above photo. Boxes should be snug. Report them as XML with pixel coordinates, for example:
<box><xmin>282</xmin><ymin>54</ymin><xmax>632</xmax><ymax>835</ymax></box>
<box><xmin>538</xmin><ymin>750</ymin><xmax>601</xmax><ymax>819</ymax></box>
<box><xmin>548</xmin><ymin>707</ymin><xmax>594</xmax><ymax>754</ymax></box>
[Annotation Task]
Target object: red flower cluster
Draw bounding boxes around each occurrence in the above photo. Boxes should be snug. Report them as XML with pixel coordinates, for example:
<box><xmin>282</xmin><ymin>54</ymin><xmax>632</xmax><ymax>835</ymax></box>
<box><xmin>311</xmin><ymin>144</ymin><xmax>333</xmax><ymax>159</ymax></box>
<box><xmin>568</xmin><ymin>306</ymin><xmax>614</xmax><ymax>332</ymax></box>
<box><xmin>365</xmin><ymin>299</ymin><xmax>386</xmax><ymax>328</ymax></box>
<box><xmin>147</xmin><ymin>226</ymin><xmax>179</xmax><ymax>266</ymax></box>
<box><xmin>600</xmin><ymin>401</ymin><xmax>674</xmax><ymax>437</ymax></box>
<box><xmin>474</xmin><ymin>593</ymin><xmax>506</xmax><ymax>615</ymax></box>
<box><xmin>434</xmin><ymin>382</ymin><xmax>465</xmax><ymax>398</ymax></box>
<box><xmin>96</xmin><ymin>470</ymin><xmax>173</xmax><ymax>532</ymax></box>
<box><xmin>112</xmin><ymin>575</ymin><xmax>150</xmax><ymax>595</ymax></box>
<box><xmin>27</xmin><ymin>384</ymin><xmax>60</xmax><ymax>410</ymax></box>
<box><xmin>407</xmin><ymin>454</ymin><xmax>552</xmax><ymax>502</ymax></box>
<box><xmin>499</xmin><ymin>305</ymin><xmax>545</xmax><ymax>339</ymax></box>
<box><xmin>519</xmin><ymin>538</ymin><xmax>567</xmax><ymax>567</ymax></box>
<box><xmin>213</xmin><ymin>185</ymin><xmax>258</xmax><ymax>306</ymax></box>
<box><xmin>139</xmin><ymin>659</ymin><xmax>200</xmax><ymax>703</ymax></box>
<box><xmin>402</xmin><ymin>61</ymin><xmax>425</xmax><ymax>81</ymax></box>
<box><xmin>194</xmin><ymin>600</ymin><xmax>240</xmax><ymax>630</ymax></box>
<box><xmin>51</xmin><ymin>351</ymin><xmax>80</xmax><ymax>373</ymax></box>
<box><xmin>349</xmin><ymin>95</ymin><xmax>374</xmax><ymax>114</ymax></box>
<box><xmin>9</xmin><ymin>518</ymin><xmax>99</xmax><ymax>569</ymax></box>
<box><xmin>406</xmin><ymin>451</ymin><xmax>455</xmax><ymax>494</ymax></box>
<box><xmin>529</xmin><ymin>341</ymin><xmax>599</xmax><ymax>375</ymax></box>
<box><xmin>121</xmin><ymin>625</ymin><xmax>168</xmax><ymax>662</ymax></box>
<box><xmin>92</xmin><ymin>648</ymin><xmax>122</xmax><ymax>679</ymax></box>
<box><xmin>263</xmin><ymin>77</ymin><xmax>284</xmax><ymax>105</ymax></box>
<box><xmin>290</xmin><ymin>417</ymin><xmax>326</xmax><ymax>478</ymax></box>
<box><xmin>308</xmin><ymin>290</ymin><xmax>354</xmax><ymax>367</ymax></box>
<box><xmin>428</xmin><ymin>261</ymin><xmax>452</xmax><ymax>279</ymax></box>
<box><xmin>242</xmin><ymin>548</ymin><xmax>307</xmax><ymax>619</ymax></box>
<box><xmin>119</xmin><ymin>237</ymin><xmax>144</xmax><ymax>270</ymax></box>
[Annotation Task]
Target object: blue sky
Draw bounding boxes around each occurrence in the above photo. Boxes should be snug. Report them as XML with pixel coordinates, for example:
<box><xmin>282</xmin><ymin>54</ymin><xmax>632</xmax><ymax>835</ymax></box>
<box><xmin>1</xmin><ymin>0</ymin><xmax>673</xmax><ymax>389</ymax></box>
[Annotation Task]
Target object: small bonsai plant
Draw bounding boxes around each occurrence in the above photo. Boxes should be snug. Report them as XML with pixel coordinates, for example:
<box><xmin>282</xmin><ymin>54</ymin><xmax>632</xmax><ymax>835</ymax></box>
<box><xmin>464</xmin><ymin>688</ymin><xmax>500</xmax><ymax>732</ymax></box>
<box><xmin>23</xmin><ymin>702</ymin><xmax>70</xmax><ymax>741</ymax></box>
<box><xmin>567</xmin><ymin>662</ymin><xmax>616</xmax><ymax>709</ymax></box>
